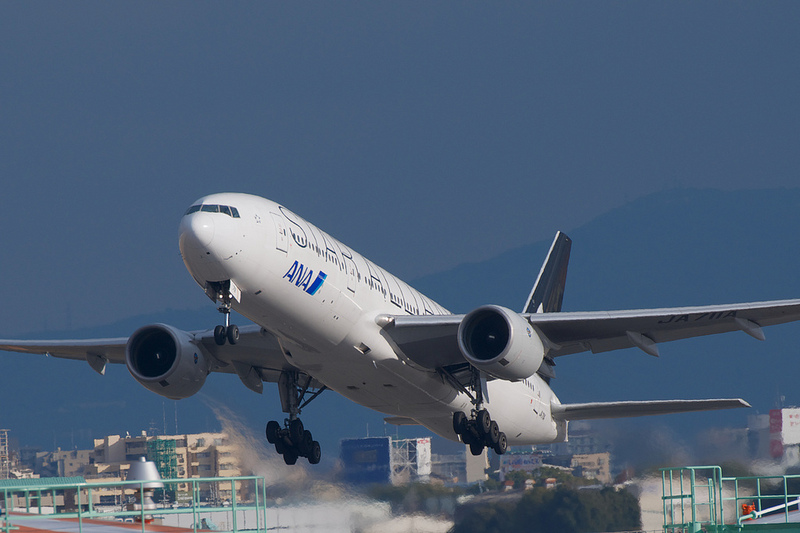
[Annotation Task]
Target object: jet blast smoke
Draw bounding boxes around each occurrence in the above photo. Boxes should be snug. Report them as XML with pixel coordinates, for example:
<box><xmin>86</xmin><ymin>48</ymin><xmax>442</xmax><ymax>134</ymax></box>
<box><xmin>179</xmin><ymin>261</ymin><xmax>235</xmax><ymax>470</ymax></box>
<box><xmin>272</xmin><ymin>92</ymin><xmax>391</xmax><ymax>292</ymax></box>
<box><xmin>209</xmin><ymin>403</ymin><xmax>310</xmax><ymax>490</ymax></box>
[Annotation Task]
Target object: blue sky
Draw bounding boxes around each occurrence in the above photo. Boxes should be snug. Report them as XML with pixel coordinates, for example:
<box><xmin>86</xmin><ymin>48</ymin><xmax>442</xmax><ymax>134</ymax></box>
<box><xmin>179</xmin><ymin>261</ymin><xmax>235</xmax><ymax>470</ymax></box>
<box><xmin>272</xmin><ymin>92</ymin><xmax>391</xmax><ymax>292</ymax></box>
<box><xmin>1</xmin><ymin>1</ymin><xmax>799</xmax><ymax>337</ymax></box>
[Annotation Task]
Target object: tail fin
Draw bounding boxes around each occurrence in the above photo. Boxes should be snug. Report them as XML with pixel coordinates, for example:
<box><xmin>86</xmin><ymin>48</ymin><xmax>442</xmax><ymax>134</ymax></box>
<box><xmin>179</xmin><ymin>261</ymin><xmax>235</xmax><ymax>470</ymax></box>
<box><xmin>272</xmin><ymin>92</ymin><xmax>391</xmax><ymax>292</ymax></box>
<box><xmin>523</xmin><ymin>231</ymin><xmax>572</xmax><ymax>313</ymax></box>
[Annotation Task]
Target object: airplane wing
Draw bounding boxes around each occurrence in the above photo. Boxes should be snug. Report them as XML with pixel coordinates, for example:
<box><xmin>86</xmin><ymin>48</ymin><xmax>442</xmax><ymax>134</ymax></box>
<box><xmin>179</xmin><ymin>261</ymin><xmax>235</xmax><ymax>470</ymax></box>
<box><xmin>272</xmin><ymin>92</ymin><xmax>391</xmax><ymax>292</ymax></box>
<box><xmin>0</xmin><ymin>325</ymin><xmax>298</xmax><ymax>391</ymax></box>
<box><xmin>378</xmin><ymin>298</ymin><xmax>800</xmax><ymax>369</ymax></box>
<box><xmin>551</xmin><ymin>398</ymin><xmax>751</xmax><ymax>420</ymax></box>
<box><xmin>0</xmin><ymin>337</ymin><xmax>129</xmax><ymax>363</ymax></box>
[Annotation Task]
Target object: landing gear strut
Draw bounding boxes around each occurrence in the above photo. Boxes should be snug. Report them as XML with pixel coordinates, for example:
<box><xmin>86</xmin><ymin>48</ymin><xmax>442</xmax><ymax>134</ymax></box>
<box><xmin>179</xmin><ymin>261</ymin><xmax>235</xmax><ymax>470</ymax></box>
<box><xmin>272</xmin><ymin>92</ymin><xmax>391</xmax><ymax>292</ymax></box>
<box><xmin>265</xmin><ymin>371</ymin><xmax>326</xmax><ymax>465</ymax></box>
<box><xmin>451</xmin><ymin>369</ymin><xmax>508</xmax><ymax>456</ymax></box>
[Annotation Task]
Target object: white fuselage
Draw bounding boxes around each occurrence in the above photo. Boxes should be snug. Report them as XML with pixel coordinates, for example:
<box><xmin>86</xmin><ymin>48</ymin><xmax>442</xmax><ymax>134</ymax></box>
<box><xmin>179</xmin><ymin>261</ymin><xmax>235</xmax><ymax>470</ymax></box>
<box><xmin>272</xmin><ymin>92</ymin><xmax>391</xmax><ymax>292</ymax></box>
<box><xmin>178</xmin><ymin>193</ymin><xmax>565</xmax><ymax>445</ymax></box>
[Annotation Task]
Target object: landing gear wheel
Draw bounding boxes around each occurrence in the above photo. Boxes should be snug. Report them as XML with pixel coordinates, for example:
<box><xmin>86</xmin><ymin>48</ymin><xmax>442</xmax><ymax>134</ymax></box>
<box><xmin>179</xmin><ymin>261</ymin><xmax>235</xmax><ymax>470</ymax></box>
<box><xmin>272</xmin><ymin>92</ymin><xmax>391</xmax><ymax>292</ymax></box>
<box><xmin>300</xmin><ymin>430</ymin><xmax>314</xmax><ymax>456</ymax></box>
<box><xmin>266</xmin><ymin>421</ymin><xmax>280</xmax><ymax>444</ymax></box>
<box><xmin>226</xmin><ymin>324</ymin><xmax>239</xmax><ymax>345</ymax></box>
<box><xmin>469</xmin><ymin>441</ymin><xmax>484</xmax><ymax>456</ymax></box>
<box><xmin>214</xmin><ymin>325</ymin><xmax>227</xmax><ymax>346</ymax></box>
<box><xmin>485</xmin><ymin>420</ymin><xmax>500</xmax><ymax>446</ymax></box>
<box><xmin>308</xmin><ymin>441</ymin><xmax>321</xmax><ymax>465</ymax></box>
<box><xmin>493</xmin><ymin>432</ymin><xmax>508</xmax><ymax>455</ymax></box>
<box><xmin>275</xmin><ymin>440</ymin><xmax>286</xmax><ymax>455</ymax></box>
<box><xmin>283</xmin><ymin>449</ymin><xmax>298</xmax><ymax>465</ymax></box>
<box><xmin>289</xmin><ymin>418</ymin><xmax>304</xmax><ymax>445</ymax></box>
<box><xmin>476</xmin><ymin>409</ymin><xmax>491</xmax><ymax>435</ymax></box>
<box><xmin>453</xmin><ymin>412</ymin><xmax>467</xmax><ymax>435</ymax></box>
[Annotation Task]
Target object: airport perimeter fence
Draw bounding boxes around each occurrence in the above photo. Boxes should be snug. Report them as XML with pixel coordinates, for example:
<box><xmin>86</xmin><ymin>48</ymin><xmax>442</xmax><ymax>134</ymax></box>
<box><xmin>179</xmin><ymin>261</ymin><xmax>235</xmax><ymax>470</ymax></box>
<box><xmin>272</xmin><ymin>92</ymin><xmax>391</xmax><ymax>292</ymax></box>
<box><xmin>0</xmin><ymin>474</ymin><xmax>269</xmax><ymax>533</ymax></box>
<box><xmin>662</xmin><ymin>465</ymin><xmax>800</xmax><ymax>532</ymax></box>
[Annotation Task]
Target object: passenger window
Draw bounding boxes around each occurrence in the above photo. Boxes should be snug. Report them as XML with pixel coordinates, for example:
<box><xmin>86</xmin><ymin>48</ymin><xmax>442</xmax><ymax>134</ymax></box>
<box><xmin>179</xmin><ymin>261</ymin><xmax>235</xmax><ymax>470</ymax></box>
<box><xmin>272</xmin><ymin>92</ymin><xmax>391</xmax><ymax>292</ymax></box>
<box><xmin>201</xmin><ymin>205</ymin><xmax>219</xmax><ymax>213</ymax></box>
<box><xmin>185</xmin><ymin>205</ymin><xmax>201</xmax><ymax>215</ymax></box>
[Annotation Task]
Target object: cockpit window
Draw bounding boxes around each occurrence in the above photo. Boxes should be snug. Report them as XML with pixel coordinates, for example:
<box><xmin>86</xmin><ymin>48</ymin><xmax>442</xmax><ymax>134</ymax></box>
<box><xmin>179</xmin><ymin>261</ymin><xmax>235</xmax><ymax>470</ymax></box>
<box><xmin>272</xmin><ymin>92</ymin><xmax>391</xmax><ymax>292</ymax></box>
<box><xmin>185</xmin><ymin>204</ymin><xmax>241</xmax><ymax>218</ymax></box>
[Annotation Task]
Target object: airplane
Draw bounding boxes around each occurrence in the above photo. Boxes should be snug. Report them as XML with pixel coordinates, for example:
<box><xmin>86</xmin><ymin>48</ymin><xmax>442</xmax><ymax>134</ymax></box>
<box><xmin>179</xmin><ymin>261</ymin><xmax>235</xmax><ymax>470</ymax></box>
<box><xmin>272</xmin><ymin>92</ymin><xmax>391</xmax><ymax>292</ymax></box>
<box><xmin>3</xmin><ymin>192</ymin><xmax>800</xmax><ymax>466</ymax></box>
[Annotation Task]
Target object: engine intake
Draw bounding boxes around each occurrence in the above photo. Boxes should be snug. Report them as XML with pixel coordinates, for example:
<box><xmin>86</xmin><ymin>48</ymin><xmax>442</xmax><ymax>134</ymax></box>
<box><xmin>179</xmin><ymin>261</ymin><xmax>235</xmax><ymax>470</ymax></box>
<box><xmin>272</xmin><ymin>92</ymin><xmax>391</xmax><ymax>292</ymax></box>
<box><xmin>458</xmin><ymin>305</ymin><xmax>545</xmax><ymax>381</ymax></box>
<box><xmin>126</xmin><ymin>324</ymin><xmax>209</xmax><ymax>400</ymax></box>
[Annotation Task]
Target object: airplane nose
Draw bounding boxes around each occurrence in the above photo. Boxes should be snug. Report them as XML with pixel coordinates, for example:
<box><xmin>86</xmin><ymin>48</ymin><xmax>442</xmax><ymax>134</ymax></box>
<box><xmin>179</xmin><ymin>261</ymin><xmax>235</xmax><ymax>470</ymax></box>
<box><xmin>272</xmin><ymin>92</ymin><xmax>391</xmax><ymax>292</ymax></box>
<box><xmin>179</xmin><ymin>212</ymin><xmax>215</xmax><ymax>251</ymax></box>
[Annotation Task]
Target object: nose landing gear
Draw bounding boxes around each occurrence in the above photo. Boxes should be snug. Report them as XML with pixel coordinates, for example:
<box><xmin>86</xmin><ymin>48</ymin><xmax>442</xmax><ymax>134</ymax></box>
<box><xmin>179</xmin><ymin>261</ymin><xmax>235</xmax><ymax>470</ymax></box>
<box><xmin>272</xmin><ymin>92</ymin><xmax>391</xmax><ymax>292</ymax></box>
<box><xmin>205</xmin><ymin>281</ymin><xmax>239</xmax><ymax>346</ymax></box>
<box><xmin>213</xmin><ymin>305</ymin><xmax>239</xmax><ymax>346</ymax></box>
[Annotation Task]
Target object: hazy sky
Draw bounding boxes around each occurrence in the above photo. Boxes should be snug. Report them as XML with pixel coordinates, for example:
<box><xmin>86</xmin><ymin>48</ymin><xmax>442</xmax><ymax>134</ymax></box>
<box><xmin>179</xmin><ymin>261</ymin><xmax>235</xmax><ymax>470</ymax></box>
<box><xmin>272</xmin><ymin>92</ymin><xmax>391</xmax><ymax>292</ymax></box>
<box><xmin>1</xmin><ymin>2</ymin><xmax>799</xmax><ymax>336</ymax></box>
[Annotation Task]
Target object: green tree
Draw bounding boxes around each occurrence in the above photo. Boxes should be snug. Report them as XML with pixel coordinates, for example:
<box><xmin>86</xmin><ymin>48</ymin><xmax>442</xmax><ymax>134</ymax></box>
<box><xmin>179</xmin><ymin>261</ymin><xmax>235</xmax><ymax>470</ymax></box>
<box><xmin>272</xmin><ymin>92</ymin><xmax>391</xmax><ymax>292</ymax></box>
<box><xmin>453</xmin><ymin>486</ymin><xmax>641</xmax><ymax>533</ymax></box>
<box><xmin>452</xmin><ymin>500</ymin><xmax>515</xmax><ymax>533</ymax></box>
<box><xmin>505</xmin><ymin>469</ymin><xmax>534</xmax><ymax>489</ymax></box>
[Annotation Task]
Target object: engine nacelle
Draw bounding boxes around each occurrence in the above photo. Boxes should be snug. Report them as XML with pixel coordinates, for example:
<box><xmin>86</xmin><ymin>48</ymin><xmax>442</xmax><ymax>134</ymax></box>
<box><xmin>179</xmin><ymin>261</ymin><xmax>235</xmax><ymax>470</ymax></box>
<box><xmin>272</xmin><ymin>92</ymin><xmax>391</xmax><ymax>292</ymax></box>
<box><xmin>126</xmin><ymin>324</ymin><xmax>210</xmax><ymax>400</ymax></box>
<box><xmin>457</xmin><ymin>305</ymin><xmax>546</xmax><ymax>381</ymax></box>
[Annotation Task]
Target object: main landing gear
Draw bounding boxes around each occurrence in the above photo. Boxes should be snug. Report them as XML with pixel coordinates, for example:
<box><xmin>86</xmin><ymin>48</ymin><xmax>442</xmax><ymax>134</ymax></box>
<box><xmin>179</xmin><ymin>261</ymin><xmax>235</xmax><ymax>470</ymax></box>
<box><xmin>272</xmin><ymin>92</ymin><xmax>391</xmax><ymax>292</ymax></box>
<box><xmin>266</xmin><ymin>371</ymin><xmax>326</xmax><ymax>465</ymax></box>
<box><xmin>453</xmin><ymin>409</ymin><xmax>508</xmax><ymax>456</ymax></box>
<box><xmin>446</xmin><ymin>367</ymin><xmax>507</xmax><ymax>456</ymax></box>
<box><xmin>266</xmin><ymin>418</ymin><xmax>321</xmax><ymax>465</ymax></box>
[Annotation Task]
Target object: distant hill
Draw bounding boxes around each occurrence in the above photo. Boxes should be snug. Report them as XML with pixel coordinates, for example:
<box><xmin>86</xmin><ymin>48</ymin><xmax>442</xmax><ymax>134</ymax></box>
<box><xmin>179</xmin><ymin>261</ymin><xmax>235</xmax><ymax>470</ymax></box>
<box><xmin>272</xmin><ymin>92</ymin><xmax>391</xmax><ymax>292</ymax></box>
<box><xmin>3</xmin><ymin>188</ymin><xmax>799</xmax><ymax>468</ymax></box>
<box><xmin>415</xmin><ymin>187</ymin><xmax>800</xmax><ymax>312</ymax></box>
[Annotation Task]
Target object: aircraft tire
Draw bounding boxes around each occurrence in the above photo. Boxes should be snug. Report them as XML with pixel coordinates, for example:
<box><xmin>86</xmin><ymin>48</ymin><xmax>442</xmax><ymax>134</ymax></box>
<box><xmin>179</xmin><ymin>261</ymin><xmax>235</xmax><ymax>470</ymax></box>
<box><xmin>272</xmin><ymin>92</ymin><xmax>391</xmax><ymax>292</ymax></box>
<box><xmin>283</xmin><ymin>449</ymin><xmax>298</xmax><ymax>465</ymax></box>
<box><xmin>214</xmin><ymin>325</ymin><xmax>227</xmax><ymax>346</ymax></box>
<box><xmin>452</xmin><ymin>412</ymin><xmax>467</xmax><ymax>435</ymax></box>
<box><xmin>485</xmin><ymin>421</ymin><xmax>500</xmax><ymax>446</ymax></box>
<box><xmin>476</xmin><ymin>410</ymin><xmax>491</xmax><ymax>436</ymax></box>
<box><xmin>275</xmin><ymin>440</ymin><xmax>286</xmax><ymax>455</ymax></box>
<box><xmin>266</xmin><ymin>421</ymin><xmax>280</xmax><ymax>444</ymax></box>
<box><xmin>289</xmin><ymin>419</ymin><xmax>304</xmax><ymax>445</ymax></box>
<box><xmin>469</xmin><ymin>441</ymin><xmax>484</xmax><ymax>456</ymax></box>
<box><xmin>308</xmin><ymin>441</ymin><xmax>321</xmax><ymax>465</ymax></box>
<box><xmin>300</xmin><ymin>430</ymin><xmax>314</xmax><ymax>456</ymax></box>
<box><xmin>493</xmin><ymin>432</ymin><xmax>508</xmax><ymax>455</ymax></box>
<box><xmin>227</xmin><ymin>324</ymin><xmax>239</xmax><ymax>345</ymax></box>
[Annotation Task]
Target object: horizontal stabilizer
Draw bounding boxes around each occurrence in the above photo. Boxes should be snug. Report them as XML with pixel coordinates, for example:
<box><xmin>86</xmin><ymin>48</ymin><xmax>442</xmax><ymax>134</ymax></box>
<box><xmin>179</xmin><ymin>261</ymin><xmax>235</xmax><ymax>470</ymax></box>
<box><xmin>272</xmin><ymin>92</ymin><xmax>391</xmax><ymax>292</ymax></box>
<box><xmin>384</xmin><ymin>417</ymin><xmax>419</xmax><ymax>426</ymax></box>
<box><xmin>551</xmin><ymin>398</ymin><xmax>750</xmax><ymax>421</ymax></box>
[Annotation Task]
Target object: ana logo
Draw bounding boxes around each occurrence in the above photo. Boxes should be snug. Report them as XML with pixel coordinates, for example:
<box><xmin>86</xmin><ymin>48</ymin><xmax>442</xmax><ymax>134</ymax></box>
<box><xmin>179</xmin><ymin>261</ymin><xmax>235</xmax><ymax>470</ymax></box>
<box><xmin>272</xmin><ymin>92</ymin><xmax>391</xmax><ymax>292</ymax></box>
<box><xmin>283</xmin><ymin>261</ymin><xmax>327</xmax><ymax>295</ymax></box>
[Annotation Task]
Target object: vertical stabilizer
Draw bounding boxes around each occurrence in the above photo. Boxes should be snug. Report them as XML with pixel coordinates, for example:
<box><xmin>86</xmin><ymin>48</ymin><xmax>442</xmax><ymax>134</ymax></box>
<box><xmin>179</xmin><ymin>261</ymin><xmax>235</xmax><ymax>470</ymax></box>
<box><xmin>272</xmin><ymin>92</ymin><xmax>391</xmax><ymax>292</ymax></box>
<box><xmin>523</xmin><ymin>232</ymin><xmax>572</xmax><ymax>314</ymax></box>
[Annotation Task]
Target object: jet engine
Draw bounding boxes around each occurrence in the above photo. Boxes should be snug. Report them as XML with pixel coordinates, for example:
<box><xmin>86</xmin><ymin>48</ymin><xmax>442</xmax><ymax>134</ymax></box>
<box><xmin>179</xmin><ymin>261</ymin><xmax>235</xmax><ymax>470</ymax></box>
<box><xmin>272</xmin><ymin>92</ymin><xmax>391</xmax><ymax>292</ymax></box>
<box><xmin>126</xmin><ymin>324</ymin><xmax>210</xmax><ymax>400</ymax></box>
<box><xmin>458</xmin><ymin>305</ymin><xmax>546</xmax><ymax>381</ymax></box>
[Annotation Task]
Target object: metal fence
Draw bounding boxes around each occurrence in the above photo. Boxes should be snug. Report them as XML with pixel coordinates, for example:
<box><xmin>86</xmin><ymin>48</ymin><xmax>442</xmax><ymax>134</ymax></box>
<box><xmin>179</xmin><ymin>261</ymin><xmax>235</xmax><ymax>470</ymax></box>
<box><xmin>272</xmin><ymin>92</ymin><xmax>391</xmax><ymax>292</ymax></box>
<box><xmin>661</xmin><ymin>465</ymin><xmax>800</xmax><ymax>532</ymax></box>
<box><xmin>0</xmin><ymin>474</ymin><xmax>268</xmax><ymax>533</ymax></box>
